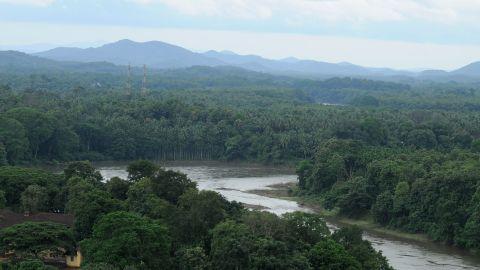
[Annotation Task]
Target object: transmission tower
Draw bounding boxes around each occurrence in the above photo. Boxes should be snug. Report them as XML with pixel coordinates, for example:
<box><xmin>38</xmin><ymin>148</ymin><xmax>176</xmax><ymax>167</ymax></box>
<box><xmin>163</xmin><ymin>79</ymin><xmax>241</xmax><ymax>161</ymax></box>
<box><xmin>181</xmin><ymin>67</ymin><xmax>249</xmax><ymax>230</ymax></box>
<box><xmin>126</xmin><ymin>63</ymin><xmax>132</xmax><ymax>95</ymax></box>
<box><xmin>141</xmin><ymin>64</ymin><xmax>148</xmax><ymax>95</ymax></box>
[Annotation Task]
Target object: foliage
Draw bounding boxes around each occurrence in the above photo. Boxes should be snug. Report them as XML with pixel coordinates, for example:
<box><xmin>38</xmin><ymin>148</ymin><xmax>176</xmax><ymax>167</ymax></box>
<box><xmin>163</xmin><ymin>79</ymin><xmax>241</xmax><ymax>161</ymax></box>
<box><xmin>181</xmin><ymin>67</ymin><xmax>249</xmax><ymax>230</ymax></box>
<box><xmin>66</xmin><ymin>179</ymin><xmax>122</xmax><ymax>239</ymax></box>
<box><xmin>105</xmin><ymin>177</ymin><xmax>131</xmax><ymax>200</ymax></box>
<box><xmin>250</xmin><ymin>238</ymin><xmax>310</xmax><ymax>270</ymax></box>
<box><xmin>81</xmin><ymin>211</ymin><xmax>171</xmax><ymax>270</ymax></box>
<box><xmin>1</xmin><ymin>73</ymin><xmax>480</xmax><ymax>166</ymax></box>
<box><xmin>7</xmin><ymin>63</ymin><xmax>480</xmax><ymax>266</ymax></box>
<box><xmin>0</xmin><ymin>161</ymin><xmax>393</xmax><ymax>269</ymax></box>
<box><xmin>0</xmin><ymin>143</ymin><xmax>7</xmax><ymax>166</ymax></box>
<box><xmin>282</xmin><ymin>212</ymin><xmax>330</xmax><ymax>247</ymax></box>
<box><xmin>64</xmin><ymin>161</ymin><xmax>103</xmax><ymax>185</ymax></box>
<box><xmin>296</xmin><ymin>160</ymin><xmax>312</xmax><ymax>190</ymax></box>
<box><xmin>210</xmin><ymin>221</ymin><xmax>254</xmax><ymax>270</ymax></box>
<box><xmin>173</xmin><ymin>189</ymin><xmax>229</xmax><ymax>245</ymax></box>
<box><xmin>150</xmin><ymin>169</ymin><xmax>197</xmax><ymax>204</ymax></box>
<box><xmin>298</xmin><ymin>141</ymin><xmax>480</xmax><ymax>249</ymax></box>
<box><xmin>20</xmin><ymin>185</ymin><xmax>48</xmax><ymax>214</ymax></box>
<box><xmin>5</xmin><ymin>107</ymin><xmax>56</xmax><ymax>160</ymax></box>
<box><xmin>308</xmin><ymin>239</ymin><xmax>361</xmax><ymax>270</ymax></box>
<box><xmin>175</xmin><ymin>246</ymin><xmax>209</xmax><ymax>270</ymax></box>
<box><xmin>0</xmin><ymin>166</ymin><xmax>63</xmax><ymax>210</ymax></box>
<box><xmin>125</xmin><ymin>178</ymin><xmax>171</xmax><ymax>219</ymax></box>
<box><xmin>126</xmin><ymin>160</ymin><xmax>158</xmax><ymax>182</ymax></box>
<box><xmin>0</xmin><ymin>222</ymin><xmax>75</xmax><ymax>259</ymax></box>
<box><xmin>332</xmin><ymin>227</ymin><xmax>393</xmax><ymax>270</ymax></box>
<box><xmin>12</xmin><ymin>259</ymin><xmax>57</xmax><ymax>270</ymax></box>
<box><xmin>0</xmin><ymin>190</ymin><xmax>6</xmax><ymax>209</ymax></box>
<box><xmin>372</xmin><ymin>191</ymin><xmax>394</xmax><ymax>225</ymax></box>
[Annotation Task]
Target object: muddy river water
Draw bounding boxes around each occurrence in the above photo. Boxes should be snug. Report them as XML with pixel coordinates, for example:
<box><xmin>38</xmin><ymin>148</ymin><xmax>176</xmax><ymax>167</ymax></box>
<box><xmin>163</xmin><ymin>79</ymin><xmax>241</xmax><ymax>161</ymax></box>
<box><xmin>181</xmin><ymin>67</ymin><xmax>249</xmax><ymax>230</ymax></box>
<box><xmin>97</xmin><ymin>161</ymin><xmax>480</xmax><ymax>270</ymax></box>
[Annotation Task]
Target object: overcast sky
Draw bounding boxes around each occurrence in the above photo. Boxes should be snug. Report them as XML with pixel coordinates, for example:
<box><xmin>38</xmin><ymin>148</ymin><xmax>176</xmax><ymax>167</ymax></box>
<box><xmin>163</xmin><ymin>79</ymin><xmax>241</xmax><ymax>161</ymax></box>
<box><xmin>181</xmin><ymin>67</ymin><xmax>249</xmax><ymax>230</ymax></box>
<box><xmin>1</xmin><ymin>0</ymin><xmax>480</xmax><ymax>70</ymax></box>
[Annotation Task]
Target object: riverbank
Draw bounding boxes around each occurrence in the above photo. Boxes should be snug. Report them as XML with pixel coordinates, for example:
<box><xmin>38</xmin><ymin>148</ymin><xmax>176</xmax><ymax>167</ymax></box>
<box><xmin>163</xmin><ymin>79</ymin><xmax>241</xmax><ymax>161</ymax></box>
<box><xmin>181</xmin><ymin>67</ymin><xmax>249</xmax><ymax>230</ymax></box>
<box><xmin>98</xmin><ymin>161</ymin><xmax>480</xmax><ymax>269</ymax></box>
<box><xmin>26</xmin><ymin>159</ymin><xmax>298</xmax><ymax>171</ymax></box>
<box><xmin>247</xmin><ymin>182</ymin><xmax>480</xmax><ymax>266</ymax></box>
<box><xmin>248</xmin><ymin>183</ymin><xmax>438</xmax><ymax>245</ymax></box>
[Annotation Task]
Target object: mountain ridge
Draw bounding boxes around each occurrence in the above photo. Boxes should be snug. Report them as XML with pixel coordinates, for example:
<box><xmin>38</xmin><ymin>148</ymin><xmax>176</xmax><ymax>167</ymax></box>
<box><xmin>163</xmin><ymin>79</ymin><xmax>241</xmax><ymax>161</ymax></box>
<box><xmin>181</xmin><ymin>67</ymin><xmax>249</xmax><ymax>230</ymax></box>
<box><xmin>35</xmin><ymin>39</ymin><xmax>225</xmax><ymax>69</ymax></box>
<box><xmin>34</xmin><ymin>39</ymin><xmax>414</xmax><ymax>77</ymax></box>
<box><xmin>17</xmin><ymin>39</ymin><xmax>480</xmax><ymax>80</ymax></box>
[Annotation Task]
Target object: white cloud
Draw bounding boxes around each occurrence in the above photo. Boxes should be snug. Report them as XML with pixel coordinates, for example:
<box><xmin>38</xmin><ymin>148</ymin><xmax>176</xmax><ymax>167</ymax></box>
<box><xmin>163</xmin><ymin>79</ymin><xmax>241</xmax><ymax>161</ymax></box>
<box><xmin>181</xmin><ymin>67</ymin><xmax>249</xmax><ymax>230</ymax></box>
<box><xmin>0</xmin><ymin>0</ymin><xmax>56</xmax><ymax>6</ymax></box>
<box><xmin>128</xmin><ymin>0</ymin><xmax>480</xmax><ymax>24</ymax></box>
<box><xmin>130</xmin><ymin>0</ymin><xmax>272</xmax><ymax>19</ymax></box>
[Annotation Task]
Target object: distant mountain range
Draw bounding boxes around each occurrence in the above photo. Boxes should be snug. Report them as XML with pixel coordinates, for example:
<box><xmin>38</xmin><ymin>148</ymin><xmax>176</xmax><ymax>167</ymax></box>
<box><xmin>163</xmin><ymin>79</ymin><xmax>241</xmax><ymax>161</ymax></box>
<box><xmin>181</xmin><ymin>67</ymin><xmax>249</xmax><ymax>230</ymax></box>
<box><xmin>34</xmin><ymin>39</ymin><xmax>412</xmax><ymax>78</ymax></box>
<box><xmin>0</xmin><ymin>50</ymin><xmax>126</xmax><ymax>74</ymax></box>
<box><xmin>35</xmin><ymin>39</ymin><xmax>224</xmax><ymax>69</ymax></box>
<box><xmin>0</xmin><ymin>39</ymin><xmax>477</xmax><ymax>80</ymax></box>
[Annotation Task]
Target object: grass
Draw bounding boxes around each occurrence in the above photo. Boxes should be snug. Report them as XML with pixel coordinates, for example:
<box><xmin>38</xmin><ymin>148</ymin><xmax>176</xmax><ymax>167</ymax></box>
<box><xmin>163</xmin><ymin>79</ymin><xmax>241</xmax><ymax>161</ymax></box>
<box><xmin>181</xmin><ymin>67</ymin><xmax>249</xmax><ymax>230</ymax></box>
<box><xmin>331</xmin><ymin>216</ymin><xmax>431</xmax><ymax>243</ymax></box>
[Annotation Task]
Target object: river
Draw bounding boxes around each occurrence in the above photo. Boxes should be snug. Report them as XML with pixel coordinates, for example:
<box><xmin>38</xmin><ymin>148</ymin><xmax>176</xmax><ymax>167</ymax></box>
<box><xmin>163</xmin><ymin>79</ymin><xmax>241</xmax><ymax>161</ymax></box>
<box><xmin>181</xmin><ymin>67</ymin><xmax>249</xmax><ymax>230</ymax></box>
<box><xmin>97</xmin><ymin>161</ymin><xmax>480</xmax><ymax>270</ymax></box>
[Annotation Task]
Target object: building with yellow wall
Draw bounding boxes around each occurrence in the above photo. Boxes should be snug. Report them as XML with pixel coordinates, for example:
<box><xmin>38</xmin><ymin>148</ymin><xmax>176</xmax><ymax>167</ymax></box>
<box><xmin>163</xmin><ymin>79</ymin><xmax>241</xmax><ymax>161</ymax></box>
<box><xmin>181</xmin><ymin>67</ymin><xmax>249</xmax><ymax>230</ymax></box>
<box><xmin>65</xmin><ymin>250</ymin><xmax>83</xmax><ymax>268</ymax></box>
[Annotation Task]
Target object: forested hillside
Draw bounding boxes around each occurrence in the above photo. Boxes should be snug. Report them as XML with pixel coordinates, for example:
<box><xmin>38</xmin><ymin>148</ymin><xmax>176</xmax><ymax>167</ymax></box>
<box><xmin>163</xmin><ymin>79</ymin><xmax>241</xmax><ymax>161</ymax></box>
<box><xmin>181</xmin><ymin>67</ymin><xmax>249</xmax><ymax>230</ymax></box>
<box><xmin>0</xmin><ymin>161</ymin><xmax>392</xmax><ymax>269</ymax></box>
<box><xmin>0</xmin><ymin>68</ymin><xmax>479</xmax><ymax>165</ymax></box>
<box><xmin>1</xmin><ymin>64</ymin><xmax>480</xmax><ymax>264</ymax></box>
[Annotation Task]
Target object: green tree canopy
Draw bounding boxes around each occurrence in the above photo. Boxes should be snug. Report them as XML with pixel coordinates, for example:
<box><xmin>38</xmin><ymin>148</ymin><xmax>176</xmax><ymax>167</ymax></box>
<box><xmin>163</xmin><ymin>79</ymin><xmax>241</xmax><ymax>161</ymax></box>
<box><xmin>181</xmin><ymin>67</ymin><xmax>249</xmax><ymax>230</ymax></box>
<box><xmin>81</xmin><ymin>211</ymin><xmax>171</xmax><ymax>270</ymax></box>
<box><xmin>332</xmin><ymin>226</ymin><xmax>393</xmax><ymax>270</ymax></box>
<box><xmin>0</xmin><ymin>222</ymin><xmax>76</xmax><ymax>259</ymax></box>
<box><xmin>105</xmin><ymin>177</ymin><xmax>131</xmax><ymax>201</ymax></box>
<box><xmin>5</xmin><ymin>107</ymin><xmax>55</xmax><ymax>159</ymax></box>
<box><xmin>0</xmin><ymin>166</ymin><xmax>63</xmax><ymax>209</ymax></box>
<box><xmin>308</xmin><ymin>239</ymin><xmax>361</xmax><ymax>270</ymax></box>
<box><xmin>0</xmin><ymin>190</ymin><xmax>6</xmax><ymax>209</ymax></box>
<box><xmin>12</xmin><ymin>259</ymin><xmax>57</xmax><ymax>270</ymax></box>
<box><xmin>64</xmin><ymin>161</ymin><xmax>103</xmax><ymax>184</ymax></box>
<box><xmin>66</xmin><ymin>179</ymin><xmax>122</xmax><ymax>239</ymax></box>
<box><xmin>173</xmin><ymin>189</ymin><xmax>229</xmax><ymax>244</ymax></box>
<box><xmin>175</xmin><ymin>246</ymin><xmax>209</xmax><ymax>270</ymax></box>
<box><xmin>20</xmin><ymin>185</ymin><xmax>48</xmax><ymax>214</ymax></box>
<box><xmin>0</xmin><ymin>143</ymin><xmax>6</xmax><ymax>166</ymax></box>
<box><xmin>283</xmin><ymin>212</ymin><xmax>330</xmax><ymax>247</ymax></box>
<box><xmin>150</xmin><ymin>169</ymin><xmax>197</xmax><ymax>204</ymax></box>
<box><xmin>126</xmin><ymin>160</ymin><xmax>159</xmax><ymax>182</ymax></box>
<box><xmin>126</xmin><ymin>178</ymin><xmax>171</xmax><ymax>220</ymax></box>
<box><xmin>210</xmin><ymin>221</ymin><xmax>254</xmax><ymax>270</ymax></box>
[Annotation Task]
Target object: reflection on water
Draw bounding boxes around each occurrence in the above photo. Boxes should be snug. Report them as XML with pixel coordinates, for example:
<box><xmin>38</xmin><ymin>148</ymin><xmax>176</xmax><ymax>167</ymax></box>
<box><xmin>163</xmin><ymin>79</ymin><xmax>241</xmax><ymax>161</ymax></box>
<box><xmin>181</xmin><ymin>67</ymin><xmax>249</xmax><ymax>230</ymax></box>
<box><xmin>97</xmin><ymin>161</ymin><xmax>480</xmax><ymax>270</ymax></box>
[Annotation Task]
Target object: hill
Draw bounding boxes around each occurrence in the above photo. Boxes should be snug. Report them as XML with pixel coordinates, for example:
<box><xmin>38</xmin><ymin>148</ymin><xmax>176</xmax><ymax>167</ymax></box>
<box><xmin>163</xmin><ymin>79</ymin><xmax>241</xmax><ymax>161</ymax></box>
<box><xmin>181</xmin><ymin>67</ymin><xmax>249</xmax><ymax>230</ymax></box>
<box><xmin>35</xmin><ymin>39</ymin><xmax>412</xmax><ymax>78</ymax></box>
<box><xmin>0</xmin><ymin>50</ymin><xmax>126</xmax><ymax>74</ymax></box>
<box><xmin>452</xmin><ymin>61</ymin><xmax>480</xmax><ymax>76</ymax></box>
<box><xmin>35</xmin><ymin>39</ymin><xmax>224</xmax><ymax>69</ymax></box>
<box><xmin>11</xmin><ymin>38</ymin><xmax>480</xmax><ymax>81</ymax></box>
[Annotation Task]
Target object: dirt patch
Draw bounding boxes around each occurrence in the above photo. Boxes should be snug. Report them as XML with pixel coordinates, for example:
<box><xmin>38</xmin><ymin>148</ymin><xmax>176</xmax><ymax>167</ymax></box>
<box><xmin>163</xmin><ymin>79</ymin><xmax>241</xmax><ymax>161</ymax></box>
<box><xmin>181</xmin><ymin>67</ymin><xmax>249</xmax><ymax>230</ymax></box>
<box><xmin>216</xmin><ymin>187</ymin><xmax>240</xmax><ymax>191</ymax></box>
<box><xmin>242</xmin><ymin>203</ymin><xmax>270</xmax><ymax>211</ymax></box>
<box><xmin>247</xmin><ymin>182</ymin><xmax>296</xmax><ymax>198</ymax></box>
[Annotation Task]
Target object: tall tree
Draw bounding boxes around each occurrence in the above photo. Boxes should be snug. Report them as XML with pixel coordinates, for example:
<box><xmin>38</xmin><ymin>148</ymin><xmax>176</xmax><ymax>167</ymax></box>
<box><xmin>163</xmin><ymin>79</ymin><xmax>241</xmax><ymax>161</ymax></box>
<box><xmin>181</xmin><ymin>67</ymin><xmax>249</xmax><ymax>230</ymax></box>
<box><xmin>0</xmin><ymin>142</ymin><xmax>6</xmax><ymax>166</ymax></box>
<box><xmin>0</xmin><ymin>117</ymin><xmax>29</xmax><ymax>164</ymax></box>
<box><xmin>0</xmin><ymin>222</ymin><xmax>76</xmax><ymax>259</ymax></box>
<box><xmin>20</xmin><ymin>184</ymin><xmax>48</xmax><ymax>214</ymax></box>
<box><xmin>64</xmin><ymin>161</ymin><xmax>103</xmax><ymax>187</ymax></box>
<box><xmin>126</xmin><ymin>160</ymin><xmax>159</xmax><ymax>182</ymax></box>
<box><xmin>210</xmin><ymin>221</ymin><xmax>253</xmax><ymax>270</ymax></box>
<box><xmin>66</xmin><ymin>180</ymin><xmax>122</xmax><ymax>239</ymax></box>
<box><xmin>81</xmin><ymin>211</ymin><xmax>171</xmax><ymax>270</ymax></box>
<box><xmin>5</xmin><ymin>108</ymin><xmax>55</xmax><ymax>159</ymax></box>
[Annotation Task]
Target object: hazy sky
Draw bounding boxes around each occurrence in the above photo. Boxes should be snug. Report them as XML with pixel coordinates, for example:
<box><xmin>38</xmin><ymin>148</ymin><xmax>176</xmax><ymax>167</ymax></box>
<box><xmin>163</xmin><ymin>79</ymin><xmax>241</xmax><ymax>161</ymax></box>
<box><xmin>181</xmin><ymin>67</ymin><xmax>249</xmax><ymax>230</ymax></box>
<box><xmin>1</xmin><ymin>0</ymin><xmax>480</xmax><ymax>70</ymax></box>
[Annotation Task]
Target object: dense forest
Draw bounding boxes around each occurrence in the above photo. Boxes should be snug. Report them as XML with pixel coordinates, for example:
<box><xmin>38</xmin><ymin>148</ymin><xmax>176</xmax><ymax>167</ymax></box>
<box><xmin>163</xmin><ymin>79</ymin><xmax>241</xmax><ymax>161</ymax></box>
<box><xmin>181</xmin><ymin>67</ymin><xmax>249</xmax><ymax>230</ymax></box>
<box><xmin>1</xmin><ymin>69</ymin><xmax>479</xmax><ymax>165</ymax></box>
<box><xmin>297</xmin><ymin>141</ymin><xmax>480</xmax><ymax>250</ymax></box>
<box><xmin>1</xmin><ymin>64</ymin><xmax>480</xmax><ymax>268</ymax></box>
<box><xmin>0</xmin><ymin>161</ymin><xmax>392</xmax><ymax>269</ymax></box>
